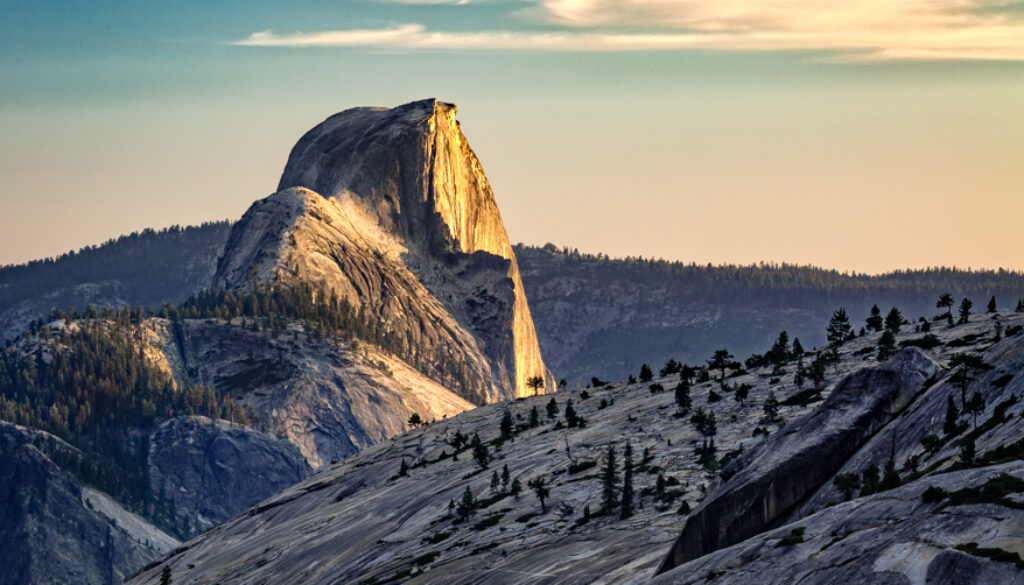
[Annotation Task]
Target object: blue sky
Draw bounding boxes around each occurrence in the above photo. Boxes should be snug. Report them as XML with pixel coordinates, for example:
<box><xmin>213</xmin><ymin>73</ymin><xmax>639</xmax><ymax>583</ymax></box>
<box><xmin>2</xmin><ymin>0</ymin><xmax>1023</xmax><ymax>272</ymax></box>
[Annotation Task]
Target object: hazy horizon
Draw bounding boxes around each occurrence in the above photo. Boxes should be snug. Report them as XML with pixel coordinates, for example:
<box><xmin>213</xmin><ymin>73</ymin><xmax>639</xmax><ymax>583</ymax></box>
<box><xmin>3</xmin><ymin>0</ymin><xmax>1023</xmax><ymax>274</ymax></box>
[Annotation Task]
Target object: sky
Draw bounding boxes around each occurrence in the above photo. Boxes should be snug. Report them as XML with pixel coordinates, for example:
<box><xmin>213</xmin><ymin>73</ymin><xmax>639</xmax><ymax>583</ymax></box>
<box><xmin>1</xmin><ymin>0</ymin><xmax>1023</xmax><ymax>273</ymax></box>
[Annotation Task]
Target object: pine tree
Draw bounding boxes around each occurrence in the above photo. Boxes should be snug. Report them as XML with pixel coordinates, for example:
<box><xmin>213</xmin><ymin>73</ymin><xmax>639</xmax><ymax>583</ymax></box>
<box><xmin>734</xmin><ymin>384</ymin><xmax>749</xmax><ymax>404</ymax></box>
<box><xmin>564</xmin><ymin>399</ymin><xmax>579</xmax><ymax>427</ymax></box>
<box><xmin>500</xmin><ymin>409</ymin><xmax>514</xmax><ymax>439</ymax></box>
<box><xmin>866</xmin><ymin>304</ymin><xmax>884</xmax><ymax>332</ymax></box>
<box><xmin>826</xmin><ymin>308</ymin><xmax>852</xmax><ymax>345</ymax></box>
<box><xmin>859</xmin><ymin>464</ymin><xmax>880</xmax><ymax>496</ymax></box>
<box><xmin>884</xmin><ymin>307</ymin><xmax>903</xmax><ymax>334</ymax></box>
<box><xmin>1017</xmin><ymin>299</ymin><xmax>1024</xmax><ymax>312</ymax></box>
<box><xmin>398</xmin><ymin>458</ymin><xmax>409</xmax><ymax>477</ymax></box>
<box><xmin>528</xmin><ymin>477</ymin><xmax>550</xmax><ymax>512</ymax></box>
<box><xmin>639</xmin><ymin>363</ymin><xmax>653</xmax><ymax>383</ymax></box>
<box><xmin>472</xmin><ymin>435</ymin><xmax>490</xmax><ymax>469</ymax></box>
<box><xmin>408</xmin><ymin>412</ymin><xmax>423</xmax><ymax>427</ymax></box>
<box><xmin>511</xmin><ymin>478</ymin><xmax>522</xmax><ymax>497</ymax></box>
<box><xmin>960</xmin><ymin>438</ymin><xmax>976</xmax><ymax>467</ymax></box>
<box><xmin>950</xmin><ymin>353</ymin><xmax>992</xmax><ymax>410</ymax></box>
<box><xmin>707</xmin><ymin>349</ymin><xmax>735</xmax><ymax>380</ymax></box>
<box><xmin>833</xmin><ymin>473</ymin><xmax>860</xmax><ymax>501</ymax></box>
<box><xmin>696</xmin><ymin>438</ymin><xmax>717</xmax><ymax>472</ymax></box>
<box><xmin>791</xmin><ymin>338</ymin><xmax>805</xmax><ymax>356</ymax></box>
<box><xmin>967</xmin><ymin>391</ymin><xmax>985</xmax><ymax>430</ymax></box>
<box><xmin>958</xmin><ymin>298</ymin><xmax>973</xmax><ymax>324</ymax></box>
<box><xmin>491</xmin><ymin>470</ymin><xmax>501</xmax><ymax>492</ymax></box>
<box><xmin>877</xmin><ymin>330</ymin><xmax>897</xmax><ymax>360</ymax></box>
<box><xmin>528</xmin><ymin>406</ymin><xmax>540</xmax><ymax>428</ymax></box>
<box><xmin>601</xmin><ymin>444</ymin><xmax>619</xmax><ymax>514</ymax></box>
<box><xmin>456</xmin><ymin>486</ymin><xmax>477</xmax><ymax>521</ymax></box>
<box><xmin>680</xmin><ymin>364</ymin><xmax>696</xmax><ymax>384</ymax></box>
<box><xmin>943</xmin><ymin>396</ymin><xmax>961</xmax><ymax>436</ymax></box>
<box><xmin>987</xmin><ymin>296</ymin><xmax>997</xmax><ymax>314</ymax></box>
<box><xmin>620</xmin><ymin>443</ymin><xmax>635</xmax><ymax>519</ymax></box>
<box><xmin>526</xmin><ymin>375</ymin><xmax>545</xmax><ymax>396</ymax></box>
<box><xmin>160</xmin><ymin>566</ymin><xmax>172</xmax><ymax>585</ymax></box>
<box><xmin>937</xmin><ymin>293</ymin><xmax>955</xmax><ymax>323</ymax></box>
<box><xmin>691</xmin><ymin>408</ymin><xmax>717</xmax><ymax>437</ymax></box>
<box><xmin>660</xmin><ymin>359</ymin><xmax>682</xmax><ymax>376</ymax></box>
<box><xmin>809</xmin><ymin>354</ymin><xmax>827</xmax><ymax>389</ymax></box>
<box><xmin>546</xmin><ymin>398</ymin><xmax>558</xmax><ymax>420</ymax></box>
<box><xmin>766</xmin><ymin>331</ymin><xmax>791</xmax><ymax>365</ymax></box>
<box><xmin>674</xmin><ymin>379</ymin><xmax>692</xmax><ymax>414</ymax></box>
<box><xmin>763</xmin><ymin>391</ymin><xmax>780</xmax><ymax>425</ymax></box>
<box><xmin>501</xmin><ymin>464</ymin><xmax>511</xmax><ymax>492</ymax></box>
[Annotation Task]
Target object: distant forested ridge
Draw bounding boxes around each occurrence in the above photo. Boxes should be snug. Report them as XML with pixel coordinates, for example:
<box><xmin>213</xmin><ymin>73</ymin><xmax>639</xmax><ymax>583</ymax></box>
<box><xmin>0</xmin><ymin>222</ymin><xmax>232</xmax><ymax>340</ymax></box>
<box><xmin>2</xmin><ymin>225</ymin><xmax>1022</xmax><ymax>384</ymax></box>
<box><xmin>515</xmin><ymin>243</ymin><xmax>1024</xmax><ymax>382</ymax></box>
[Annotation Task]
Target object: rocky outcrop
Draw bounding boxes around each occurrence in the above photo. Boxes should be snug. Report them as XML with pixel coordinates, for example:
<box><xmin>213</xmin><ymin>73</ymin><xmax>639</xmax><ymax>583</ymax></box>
<box><xmin>211</xmin><ymin>187</ymin><xmax>499</xmax><ymax>403</ymax></box>
<box><xmin>214</xmin><ymin>99</ymin><xmax>549</xmax><ymax>401</ymax></box>
<box><xmin>657</xmin><ymin>348</ymin><xmax>939</xmax><ymax>574</ymax></box>
<box><xmin>155</xmin><ymin>318</ymin><xmax>476</xmax><ymax>468</ymax></box>
<box><xmin>797</xmin><ymin>331</ymin><xmax>1024</xmax><ymax>516</ymax></box>
<box><xmin>0</xmin><ymin>427</ymin><xmax>177</xmax><ymax>585</ymax></box>
<box><xmin>147</xmin><ymin>416</ymin><xmax>310</xmax><ymax>538</ymax></box>
<box><xmin>649</xmin><ymin>462</ymin><xmax>1024</xmax><ymax>585</ymax></box>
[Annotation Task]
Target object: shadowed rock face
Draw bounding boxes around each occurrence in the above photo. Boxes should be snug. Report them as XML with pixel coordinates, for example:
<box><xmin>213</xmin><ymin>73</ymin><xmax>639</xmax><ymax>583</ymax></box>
<box><xmin>148</xmin><ymin>416</ymin><xmax>310</xmax><ymax>538</ymax></box>
<box><xmin>657</xmin><ymin>348</ymin><xmax>939</xmax><ymax>574</ymax></box>
<box><xmin>215</xmin><ymin>99</ymin><xmax>548</xmax><ymax>401</ymax></box>
<box><xmin>0</xmin><ymin>429</ymin><xmax>177</xmax><ymax>585</ymax></box>
<box><xmin>649</xmin><ymin>462</ymin><xmax>1024</xmax><ymax>585</ymax></box>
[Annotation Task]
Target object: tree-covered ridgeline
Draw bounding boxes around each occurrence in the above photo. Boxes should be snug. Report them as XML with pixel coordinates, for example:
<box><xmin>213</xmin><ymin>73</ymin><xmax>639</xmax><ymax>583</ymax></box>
<box><xmin>517</xmin><ymin>243</ymin><xmax>1024</xmax><ymax>313</ymax></box>
<box><xmin>0</xmin><ymin>222</ymin><xmax>231</xmax><ymax>304</ymax></box>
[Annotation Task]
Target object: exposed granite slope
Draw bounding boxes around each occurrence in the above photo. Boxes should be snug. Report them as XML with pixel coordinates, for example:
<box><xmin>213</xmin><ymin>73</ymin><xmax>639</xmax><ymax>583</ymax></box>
<box><xmin>153</xmin><ymin>317</ymin><xmax>477</xmax><ymax>468</ymax></box>
<box><xmin>126</xmin><ymin>314</ymin><xmax>1024</xmax><ymax>585</ymax></box>
<box><xmin>649</xmin><ymin>462</ymin><xmax>1024</xmax><ymax>585</ymax></box>
<box><xmin>657</xmin><ymin>348</ymin><xmax>939</xmax><ymax>573</ymax></box>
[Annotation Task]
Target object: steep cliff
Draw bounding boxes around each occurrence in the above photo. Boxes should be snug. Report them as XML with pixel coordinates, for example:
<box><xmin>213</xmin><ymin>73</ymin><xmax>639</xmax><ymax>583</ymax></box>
<box><xmin>214</xmin><ymin>99</ymin><xmax>548</xmax><ymax>401</ymax></box>
<box><xmin>0</xmin><ymin>423</ymin><xmax>178</xmax><ymax>585</ymax></box>
<box><xmin>147</xmin><ymin>416</ymin><xmax>310</xmax><ymax>538</ymax></box>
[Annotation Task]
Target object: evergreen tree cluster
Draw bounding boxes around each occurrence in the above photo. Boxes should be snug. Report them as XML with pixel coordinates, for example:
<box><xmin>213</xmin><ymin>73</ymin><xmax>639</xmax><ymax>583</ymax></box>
<box><xmin>0</xmin><ymin>319</ymin><xmax>253</xmax><ymax>516</ymax></box>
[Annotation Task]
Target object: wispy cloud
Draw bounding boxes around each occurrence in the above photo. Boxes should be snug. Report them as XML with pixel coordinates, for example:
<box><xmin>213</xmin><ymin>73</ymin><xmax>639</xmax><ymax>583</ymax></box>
<box><xmin>375</xmin><ymin>0</ymin><xmax>472</xmax><ymax>4</ymax></box>
<box><xmin>233</xmin><ymin>0</ymin><xmax>1024</xmax><ymax>61</ymax></box>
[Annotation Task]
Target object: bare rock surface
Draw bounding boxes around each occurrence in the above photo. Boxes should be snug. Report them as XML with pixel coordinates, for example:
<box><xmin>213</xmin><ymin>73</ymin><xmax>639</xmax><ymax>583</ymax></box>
<box><xmin>152</xmin><ymin>317</ymin><xmax>476</xmax><ymax>468</ymax></box>
<box><xmin>649</xmin><ymin>462</ymin><xmax>1024</xmax><ymax>585</ymax></box>
<box><xmin>657</xmin><ymin>348</ymin><xmax>938</xmax><ymax>573</ymax></box>
<box><xmin>126</xmin><ymin>313</ymin><xmax>1024</xmax><ymax>585</ymax></box>
<box><xmin>0</xmin><ymin>425</ymin><xmax>177</xmax><ymax>585</ymax></box>
<box><xmin>215</xmin><ymin>99</ymin><xmax>549</xmax><ymax>401</ymax></box>
<box><xmin>147</xmin><ymin>415</ymin><xmax>310</xmax><ymax>537</ymax></box>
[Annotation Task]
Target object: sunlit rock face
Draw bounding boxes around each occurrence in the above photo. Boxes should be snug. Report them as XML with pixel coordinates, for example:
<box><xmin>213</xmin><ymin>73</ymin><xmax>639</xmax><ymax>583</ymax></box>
<box><xmin>216</xmin><ymin>99</ymin><xmax>549</xmax><ymax>402</ymax></box>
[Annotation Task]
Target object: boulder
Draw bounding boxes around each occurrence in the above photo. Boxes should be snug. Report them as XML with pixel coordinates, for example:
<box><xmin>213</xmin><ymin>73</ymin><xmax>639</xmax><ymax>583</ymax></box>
<box><xmin>657</xmin><ymin>348</ymin><xmax>938</xmax><ymax>574</ymax></box>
